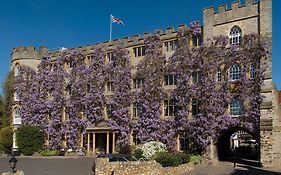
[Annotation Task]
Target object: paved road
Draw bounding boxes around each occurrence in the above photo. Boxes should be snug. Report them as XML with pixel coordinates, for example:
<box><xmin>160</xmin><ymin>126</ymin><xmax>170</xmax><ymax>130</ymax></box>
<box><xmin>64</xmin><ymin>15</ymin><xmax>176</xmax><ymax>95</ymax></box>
<box><xmin>187</xmin><ymin>161</ymin><xmax>281</xmax><ymax>175</ymax></box>
<box><xmin>0</xmin><ymin>156</ymin><xmax>94</xmax><ymax>175</ymax></box>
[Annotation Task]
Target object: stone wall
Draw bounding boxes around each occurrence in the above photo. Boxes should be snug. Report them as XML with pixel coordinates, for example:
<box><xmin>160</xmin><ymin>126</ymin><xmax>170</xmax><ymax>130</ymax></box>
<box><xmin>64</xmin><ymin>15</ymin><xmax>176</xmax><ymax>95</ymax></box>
<box><xmin>95</xmin><ymin>158</ymin><xmax>194</xmax><ymax>175</ymax></box>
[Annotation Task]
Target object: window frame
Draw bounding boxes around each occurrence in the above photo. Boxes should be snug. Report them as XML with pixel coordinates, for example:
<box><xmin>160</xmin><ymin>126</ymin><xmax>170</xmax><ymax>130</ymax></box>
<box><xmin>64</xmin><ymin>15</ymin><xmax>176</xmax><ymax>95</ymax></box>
<box><xmin>230</xmin><ymin>98</ymin><xmax>242</xmax><ymax>116</ymax></box>
<box><xmin>164</xmin><ymin>99</ymin><xmax>177</xmax><ymax>116</ymax></box>
<box><xmin>229</xmin><ymin>26</ymin><xmax>242</xmax><ymax>46</ymax></box>
<box><xmin>164</xmin><ymin>74</ymin><xmax>177</xmax><ymax>86</ymax></box>
<box><xmin>229</xmin><ymin>64</ymin><xmax>242</xmax><ymax>81</ymax></box>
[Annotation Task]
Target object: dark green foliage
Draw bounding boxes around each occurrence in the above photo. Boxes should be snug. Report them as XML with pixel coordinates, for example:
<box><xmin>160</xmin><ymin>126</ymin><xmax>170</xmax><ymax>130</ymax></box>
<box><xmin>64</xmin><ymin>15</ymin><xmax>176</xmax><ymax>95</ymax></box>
<box><xmin>2</xmin><ymin>71</ymin><xmax>14</xmax><ymax>127</ymax></box>
<box><xmin>40</xmin><ymin>149</ymin><xmax>59</xmax><ymax>156</ymax></box>
<box><xmin>118</xmin><ymin>144</ymin><xmax>131</xmax><ymax>154</ymax></box>
<box><xmin>0</xmin><ymin>95</ymin><xmax>6</xmax><ymax>129</ymax></box>
<box><xmin>155</xmin><ymin>152</ymin><xmax>190</xmax><ymax>167</ymax></box>
<box><xmin>16</xmin><ymin>125</ymin><xmax>44</xmax><ymax>155</ymax></box>
<box><xmin>0</xmin><ymin>127</ymin><xmax>13</xmax><ymax>154</ymax></box>
<box><xmin>132</xmin><ymin>148</ymin><xmax>144</xmax><ymax>160</ymax></box>
<box><xmin>176</xmin><ymin>152</ymin><xmax>190</xmax><ymax>164</ymax></box>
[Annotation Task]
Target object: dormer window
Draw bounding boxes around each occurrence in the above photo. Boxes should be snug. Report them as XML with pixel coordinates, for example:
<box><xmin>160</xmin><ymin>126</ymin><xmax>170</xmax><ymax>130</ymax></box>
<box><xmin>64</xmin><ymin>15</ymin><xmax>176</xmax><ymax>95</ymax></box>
<box><xmin>229</xmin><ymin>26</ymin><xmax>242</xmax><ymax>46</ymax></box>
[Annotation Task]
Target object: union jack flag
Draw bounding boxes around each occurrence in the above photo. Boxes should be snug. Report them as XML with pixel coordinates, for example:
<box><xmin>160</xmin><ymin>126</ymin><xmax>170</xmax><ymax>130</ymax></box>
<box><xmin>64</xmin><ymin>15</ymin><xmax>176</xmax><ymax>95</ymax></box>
<box><xmin>111</xmin><ymin>15</ymin><xmax>124</xmax><ymax>25</ymax></box>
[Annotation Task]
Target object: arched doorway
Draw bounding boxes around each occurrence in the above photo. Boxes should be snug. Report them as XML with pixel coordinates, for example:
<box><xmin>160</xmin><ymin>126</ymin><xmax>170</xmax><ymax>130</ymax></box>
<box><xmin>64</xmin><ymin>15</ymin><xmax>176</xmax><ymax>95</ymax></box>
<box><xmin>217</xmin><ymin>127</ymin><xmax>259</xmax><ymax>163</ymax></box>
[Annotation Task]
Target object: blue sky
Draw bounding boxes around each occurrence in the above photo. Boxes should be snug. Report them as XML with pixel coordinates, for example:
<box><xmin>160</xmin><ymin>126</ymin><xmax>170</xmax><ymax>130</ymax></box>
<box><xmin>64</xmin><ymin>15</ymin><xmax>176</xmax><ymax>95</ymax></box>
<box><xmin>0</xmin><ymin>0</ymin><xmax>280</xmax><ymax>94</ymax></box>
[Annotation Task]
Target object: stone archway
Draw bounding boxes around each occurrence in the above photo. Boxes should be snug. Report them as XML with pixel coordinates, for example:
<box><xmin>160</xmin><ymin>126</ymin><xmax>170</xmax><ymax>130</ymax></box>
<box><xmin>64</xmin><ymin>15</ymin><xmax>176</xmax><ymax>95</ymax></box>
<box><xmin>216</xmin><ymin>127</ymin><xmax>259</xmax><ymax>163</ymax></box>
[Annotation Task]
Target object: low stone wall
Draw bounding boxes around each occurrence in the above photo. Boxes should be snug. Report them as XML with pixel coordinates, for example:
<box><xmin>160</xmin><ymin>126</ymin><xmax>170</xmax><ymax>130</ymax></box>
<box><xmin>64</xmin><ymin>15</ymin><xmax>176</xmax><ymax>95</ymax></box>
<box><xmin>1</xmin><ymin>171</ymin><xmax>24</xmax><ymax>175</ymax></box>
<box><xmin>95</xmin><ymin>158</ymin><xmax>194</xmax><ymax>175</ymax></box>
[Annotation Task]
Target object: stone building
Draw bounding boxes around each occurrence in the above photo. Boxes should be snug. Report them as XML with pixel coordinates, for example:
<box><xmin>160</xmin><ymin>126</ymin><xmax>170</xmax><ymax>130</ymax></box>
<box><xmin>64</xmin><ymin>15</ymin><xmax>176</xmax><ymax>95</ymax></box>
<box><xmin>10</xmin><ymin>0</ymin><xmax>280</xmax><ymax>167</ymax></box>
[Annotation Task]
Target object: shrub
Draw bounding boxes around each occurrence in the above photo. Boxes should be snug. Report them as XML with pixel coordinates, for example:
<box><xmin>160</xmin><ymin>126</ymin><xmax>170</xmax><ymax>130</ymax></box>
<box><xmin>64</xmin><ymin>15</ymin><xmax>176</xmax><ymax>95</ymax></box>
<box><xmin>132</xmin><ymin>148</ymin><xmax>144</xmax><ymax>160</ymax></box>
<box><xmin>155</xmin><ymin>152</ymin><xmax>190</xmax><ymax>167</ymax></box>
<box><xmin>119</xmin><ymin>144</ymin><xmax>131</xmax><ymax>154</ymax></box>
<box><xmin>0</xmin><ymin>127</ymin><xmax>13</xmax><ymax>154</ymax></box>
<box><xmin>190</xmin><ymin>154</ymin><xmax>202</xmax><ymax>164</ymax></box>
<box><xmin>16</xmin><ymin>125</ymin><xmax>44</xmax><ymax>155</ymax></box>
<box><xmin>138</xmin><ymin>141</ymin><xmax>167</xmax><ymax>160</ymax></box>
<box><xmin>176</xmin><ymin>152</ymin><xmax>190</xmax><ymax>164</ymax></box>
<box><xmin>155</xmin><ymin>152</ymin><xmax>181</xmax><ymax>167</ymax></box>
<box><xmin>40</xmin><ymin>149</ymin><xmax>59</xmax><ymax>156</ymax></box>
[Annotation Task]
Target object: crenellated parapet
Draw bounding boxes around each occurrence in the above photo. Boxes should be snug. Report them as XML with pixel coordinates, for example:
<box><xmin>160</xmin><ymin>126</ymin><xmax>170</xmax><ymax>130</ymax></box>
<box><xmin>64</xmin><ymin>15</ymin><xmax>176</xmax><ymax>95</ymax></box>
<box><xmin>11</xmin><ymin>46</ymin><xmax>49</xmax><ymax>70</ymax></box>
<box><xmin>12</xmin><ymin>46</ymin><xmax>48</xmax><ymax>62</ymax></box>
<box><xmin>46</xmin><ymin>24</ymin><xmax>190</xmax><ymax>59</ymax></box>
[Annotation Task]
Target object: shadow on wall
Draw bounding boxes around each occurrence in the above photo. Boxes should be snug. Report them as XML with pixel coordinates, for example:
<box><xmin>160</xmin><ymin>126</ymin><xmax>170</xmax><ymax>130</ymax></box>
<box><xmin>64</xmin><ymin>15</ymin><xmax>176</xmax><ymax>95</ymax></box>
<box><xmin>231</xmin><ymin>165</ymin><xmax>281</xmax><ymax>175</ymax></box>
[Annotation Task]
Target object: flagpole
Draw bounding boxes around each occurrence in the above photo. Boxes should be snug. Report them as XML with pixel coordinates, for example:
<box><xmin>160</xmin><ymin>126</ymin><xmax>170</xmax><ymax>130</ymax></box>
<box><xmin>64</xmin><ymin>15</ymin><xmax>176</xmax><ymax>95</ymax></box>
<box><xmin>110</xmin><ymin>14</ymin><xmax>112</xmax><ymax>41</ymax></box>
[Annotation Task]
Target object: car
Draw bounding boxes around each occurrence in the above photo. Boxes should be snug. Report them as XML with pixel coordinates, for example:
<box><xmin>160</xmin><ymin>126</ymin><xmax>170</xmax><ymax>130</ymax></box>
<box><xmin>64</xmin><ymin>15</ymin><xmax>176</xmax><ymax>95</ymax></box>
<box><xmin>97</xmin><ymin>154</ymin><xmax>137</xmax><ymax>162</ymax></box>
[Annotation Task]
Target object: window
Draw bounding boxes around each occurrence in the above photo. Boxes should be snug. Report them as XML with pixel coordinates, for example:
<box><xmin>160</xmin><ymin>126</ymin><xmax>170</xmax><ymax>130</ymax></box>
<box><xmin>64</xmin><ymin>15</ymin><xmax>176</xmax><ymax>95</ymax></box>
<box><xmin>164</xmin><ymin>99</ymin><xmax>177</xmax><ymax>116</ymax></box>
<box><xmin>229</xmin><ymin>26</ymin><xmax>242</xmax><ymax>46</ymax></box>
<box><xmin>229</xmin><ymin>64</ymin><xmax>241</xmax><ymax>81</ymax></box>
<box><xmin>13</xmin><ymin>107</ymin><xmax>21</xmax><ymax>125</ymax></box>
<box><xmin>132</xmin><ymin>130</ymin><xmax>141</xmax><ymax>145</ymax></box>
<box><xmin>133</xmin><ymin>46</ymin><xmax>145</xmax><ymax>57</ymax></box>
<box><xmin>250</xmin><ymin>64</ymin><xmax>255</xmax><ymax>80</ymax></box>
<box><xmin>133</xmin><ymin>78</ymin><xmax>144</xmax><ymax>89</ymax></box>
<box><xmin>192</xmin><ymin>71</ymin><xmax>202</xmax><ymax>84</ymax></box>
<box><xmin>164</xmin><ymin>40</ymin><xmax>178</xmax><ymax>52</ymax></box>
<box><xmin>14</xmin><ymin>63</ymin><xmax>20</xmax><ymax>76</ymax></box>
<box><xmin>164</xmin><ymin>75</ymin><xmax>177</xmax><ymax>86</ymax></box>
<box><xmin>106</xmin><ymin>52</ymin><xmax>113</xmax><ymax>62</ymax></box>
<box><xmin>230</xmin><ymin>98</ymin><xmax>242</xmax><ymax>115</ymax></box>
<box><xmin>107</xmin><ymin>104</ymin><xmax>113</xmax><ymax>118</ymax></box>
<box><xmin>14</xmin><ymin>91</ymin><xmax>19</xmax><ymax>101</ymax></box>
<box><xmin>68</xmin><ymin>61</ymin><xmax>76</xmax><ymax>68</ymax></box>
<box><xmin>217</xmin><ymin>69</ymin><xmax>222</xmax><ymax>82</ymax></box>
<box><xmin>192</xmin><ymin>35</ymin><xmax>202</xmax><ymax>47</ymax></box>
<box><xmin>179</xmin><ymin>131</ymin><xmax>189</xmax><ymax>151</ymax></box>
<box><xmin>87</xmin><ymin>55</ymin><xmax>93</xmax><ymax>64</ymax></box>
<box><xmin>106</xmin><ymin>82</ymin><xmax>114</xmax><ymax>92</ymax></box>
<box><xmin>192</xmin><ymin>99</ymin><xmax>200</xmax><ymax>116</ymax></box>
<box><xmin>133</xmin><ymin>102</ymin><xmax>143</xmax><ymax>118</ymax></box>
<box><xmin>65</xmin><ymin>85</ymin><xmax>72</xmax><ymax>96</ymax></box>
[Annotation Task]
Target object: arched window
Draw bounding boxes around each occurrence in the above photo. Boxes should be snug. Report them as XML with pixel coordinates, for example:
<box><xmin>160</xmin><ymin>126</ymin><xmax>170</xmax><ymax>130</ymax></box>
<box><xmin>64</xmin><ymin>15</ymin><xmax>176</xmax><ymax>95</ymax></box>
<box><xmin>229</xmin><ymin>26</ymin><xmax>242</xmax><ymax>46</ymax></box>
<box><xmin>230</xmin><ymin>98</ymin><xmax>242</xmax><ymax>115</ymax></box>
<box><xmin>14</xmin><ymin>63</ymin><xmax>20</xmax><ymax>76</ymax></box>
<box><xmin>14</xmin><ymin>91</ymin><xmax>19</xmax><ymax>101</ymax></box>
<box><xmin>13</xmin><ymin>107</ymin><xmax>21</xmax><ymax>124</ymax></box>
<box><xmin>217</xmin><ymin>69</ymin><xmax>222</xmax><ymax>82</ymax></box>
<box><xmin>250</xmin><ymin>64</ymin><xmax>255</xmax><ymax>80</ymax></box>
<box><xmin>229</xmin><ymin>64</ymin><xmax>241</xmax><ymax>81</ymax></box>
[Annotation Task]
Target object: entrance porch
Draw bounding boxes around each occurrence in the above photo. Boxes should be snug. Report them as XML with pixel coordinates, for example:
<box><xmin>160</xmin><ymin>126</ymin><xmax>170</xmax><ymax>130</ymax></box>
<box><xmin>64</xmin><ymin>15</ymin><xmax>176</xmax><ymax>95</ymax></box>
<box><xmin>84</xmin><ymin>127</ymin><xmax>116</xmax><ymax>155</ymax></box>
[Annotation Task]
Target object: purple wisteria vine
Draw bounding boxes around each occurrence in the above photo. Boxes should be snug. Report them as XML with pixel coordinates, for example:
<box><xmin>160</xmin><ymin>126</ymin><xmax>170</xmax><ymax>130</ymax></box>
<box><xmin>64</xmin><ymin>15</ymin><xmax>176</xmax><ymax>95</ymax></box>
<box><xmin>108</xmin><ymin>44</ymin><xmax>132</xmax><ymax>148</ymax></box>
<box><xmin>14</xmin><ymin>22</ymin><xmax>268</xmax><ymax>154</ymax></box>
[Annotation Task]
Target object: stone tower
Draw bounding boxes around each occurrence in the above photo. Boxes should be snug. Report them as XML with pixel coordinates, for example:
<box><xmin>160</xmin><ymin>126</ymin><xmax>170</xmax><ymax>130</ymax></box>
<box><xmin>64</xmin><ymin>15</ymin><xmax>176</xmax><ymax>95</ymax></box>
<box><xmin>203</xmin><ymin>0</ymin><xmax>280</xmax><ymax>168</ymax></box>
<box><xmin>11</xmin><ymin>46</ymin><xmax>48</xmax><ymax>150</ymax></box>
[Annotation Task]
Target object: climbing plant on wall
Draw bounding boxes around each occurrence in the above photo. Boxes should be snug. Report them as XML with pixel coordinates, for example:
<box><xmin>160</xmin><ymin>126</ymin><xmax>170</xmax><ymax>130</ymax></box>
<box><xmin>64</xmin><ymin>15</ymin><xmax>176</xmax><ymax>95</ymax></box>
<box><xmin>14</xmin><ymin>22</ymin><xmax>268</xmax><ymax>154</ymax></box>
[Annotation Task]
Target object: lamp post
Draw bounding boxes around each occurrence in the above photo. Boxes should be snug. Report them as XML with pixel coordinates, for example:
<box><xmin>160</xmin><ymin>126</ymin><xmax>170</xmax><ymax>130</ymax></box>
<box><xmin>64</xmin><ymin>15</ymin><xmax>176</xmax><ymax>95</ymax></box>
<box><xmin>9</xmin><ymin>154</ymin><xmax>17</xmax><ymax>173</ymax></box>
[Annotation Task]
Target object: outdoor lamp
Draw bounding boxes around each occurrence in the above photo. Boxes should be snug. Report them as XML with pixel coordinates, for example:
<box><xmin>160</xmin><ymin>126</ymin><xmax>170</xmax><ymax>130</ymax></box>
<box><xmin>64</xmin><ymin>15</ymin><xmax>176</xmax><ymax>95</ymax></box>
<box><xmin>9</xmin><ymin>155</ymin><xmax>17</xmax><ymax>173</ymax></box>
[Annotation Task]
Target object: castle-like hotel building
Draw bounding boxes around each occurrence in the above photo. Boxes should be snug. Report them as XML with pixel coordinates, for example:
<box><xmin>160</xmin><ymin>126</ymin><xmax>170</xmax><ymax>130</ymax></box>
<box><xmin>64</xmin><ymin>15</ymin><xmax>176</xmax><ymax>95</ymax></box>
<box><xmin>11</xmin><ymin>0</ymin><xmax>281</xmax><ymax>167</ymax></box>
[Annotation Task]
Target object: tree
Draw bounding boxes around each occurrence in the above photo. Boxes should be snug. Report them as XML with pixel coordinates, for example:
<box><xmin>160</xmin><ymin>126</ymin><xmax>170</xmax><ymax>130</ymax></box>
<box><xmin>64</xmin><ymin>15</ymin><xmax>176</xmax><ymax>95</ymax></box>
<box><xmin>2</xmin><ymin>71</ymin><xmax>14</xmax><ymax>127</ymax></box>
<box><xmin>0</xmin><ymin>126</ymin><xmax>13</xmax><ymax>154</ymax></box>
<box><xmin>0</xmin><ymin>95</ymin><xmax>6</xmax><ymax>129</ymax></box>
<box><xmin>16</xmin><ymin>125</ymin><xmax>44</xmax><ymax>155</ymax></box>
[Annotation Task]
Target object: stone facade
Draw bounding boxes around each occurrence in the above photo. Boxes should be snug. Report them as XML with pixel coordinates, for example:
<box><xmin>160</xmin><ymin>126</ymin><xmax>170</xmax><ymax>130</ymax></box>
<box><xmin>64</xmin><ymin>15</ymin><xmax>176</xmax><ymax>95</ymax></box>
<box><xmin>10</xmin><ymin>0</ymin><xmax>280</xmax><ymax>168</ymax></box>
